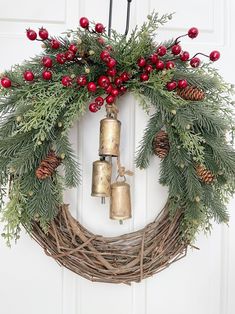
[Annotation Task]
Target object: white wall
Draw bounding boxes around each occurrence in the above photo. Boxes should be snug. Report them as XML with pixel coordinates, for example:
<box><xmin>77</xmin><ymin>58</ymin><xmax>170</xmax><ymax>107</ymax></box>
<box><xmin>0</xmin><ymin>1</ymin><xmax>234</xmax><ymax>314</ymax></box>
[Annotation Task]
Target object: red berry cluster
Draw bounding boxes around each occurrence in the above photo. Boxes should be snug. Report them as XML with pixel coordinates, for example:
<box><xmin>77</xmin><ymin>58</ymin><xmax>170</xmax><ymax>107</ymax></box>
<box><xmin>89</xmin><ymin>96</ymin><xmax>105</xmax><ymax>113</ymax></box>
<box><xmin>55</xmin><ymin>42</ymin><xmax>79</xmax><ymax>65</ymax></box>
<box><xmin>0</xmin><ymin>20</ymin><xmax>221</xmax><ymax>108</ymax></box>
<box><xmin>86</xmin><ymin>49</ymin><xmax>129</xmax><ymax>112</ymax></box>
<box><xmin>135</xmin><ymin>27</ymin><xmax>220</xmax><ymax>92</ymax></box>
<box><xmin>25</xmin><ymin>27</ymin><xmax>56</xmax><ymax>81</ymax></box>
<box><xmin>22</xmin><ymin>18</ymin><xmax>108</xmax><ymax>89</ymax></box>
<box><xmin>26</xmin><ymin>26</ymin><xmax>81</xmax><ymax>80</ymax></box>
<box><xmin>26</xmin><ymin>27</ymin><xmax>49</xmax><ymax>41</ymax></box>
<box><xmin>135</xmin><ymin>27</ymin><xmax>220</xmax><ymax>91</ymax></box>
<box><xmin>79</xmin><ymin>17</ymin><xmax>105</xmax><ymax>34</ymax></box>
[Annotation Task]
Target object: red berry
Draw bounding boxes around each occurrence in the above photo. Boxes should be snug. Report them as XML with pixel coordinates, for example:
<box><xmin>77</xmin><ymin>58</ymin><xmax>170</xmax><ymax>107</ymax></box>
<box><xmin>149</xmin><ymin>54</ymin><xmax>158</xmax><ymax>64</ymax></box>
<box><xmin>97</xmin><ymin>37</ymin><xmax>105</xmax><ymax>45</ymax></box>
<box><xmin>95</xmin><ymin>23</ymin><xmax>105</xmax><ymax>33</ymax></box>
<box><xmin>166</xmin><ymin>81</ymin><xmax>177</xmax><ymax>91</ymax></box>
<box><xmin>137</xmin><ymin>57</ymin><xmax>146</xmax><ymax>67</ymax></box>
<box><xmin>140</xmin><ymin>73</ymin><xmax>149</xmax><ymax>81</ymax></box>
<box><xmin>68</xmin><ymin>44</ymin><xmax>78</xmax><ymax>53</ymax></box>
<box><xmin>106</xmin><ymin>58</ymin><xmax>116</xmax><ymax>68</ymax></box>
<box><xmin>42</xmin><ymin>56</ymin><xmax>53</xmax><ymax>68</ymax></box>
<box><xmin>190</xmin><ymin>57</ymin><xmax>201</xmax><ymax>68</ymax></box>
<box><xmin>56</xmin><ymin>53</ymin><xmax>66</xmax><ymax>64</ymax></box>
<box><xmin>106</xmin><ymin>95</ymin><xmax>115</xmax><ymax>104</ymax></box>
<box><xmin>80</xmin><ymin>17</ymin><xmax>89</xmax><ymax>28</ymax></box>
<box><xmin>165</xmin><ymin>61</ymin><xmax>175</xmax><ymax>70</ymax></box>
<box><xmin>209</xmin><ymin>50</ymin><xmax>220</xmax><ymax>62</ymax></box>
<box><xmin>111</xmin><ymin>88</ymin><xmax>119</xmax><ymax>97</ymax></box>
<box><xmin>89</xmin><ymin>103</ymin><xmax>98</xmax><ymax>113</ymax></box>
<box><xmin>114</xmin><ymin>77</ymin><xmax>123</xmax><ymax>87</ymax></box>
<box><xmin>100</xmin><ymin>50</ymin><xmax>110</xmax><ymax>62</ymax></box>
<box><xmin>188</xmin><ymin>27</ymin><xmax>199</xmax><ymax>39</ymax></box>
<box><xmin>1</xmin><ymin>77</ymin><xmax>11</xmax><ymax>88</ymax></box>
<box><xmin>144</xmin><ymin>64</ymin><xmax>153</xmax><ymax>73</ymax></box>
<box><xmin>156</xmin><ymin>60</ymin><xmax>165</xmax><ymax>70</ymax></box>
<box><xmin>24</xmin><ymin>71</ymin><xmax>34</xmax><ymax>81</ymax></box>
<box><xmin>120</xmin><ymin>72</ymin><xmax>130</xmax><ymax>82</ymax></box>
<box><xmin>98</xmin><ymin>75</ymin><xmax>110</xmax><ymax>89</ymax></box>
<box><xmin>107</xmin><ymin>68</ymin><xmax>117</xmax><ymax>77</ymax></box>
<box><xmin>95</xmin><ymin>96</ymin><xmax>104</xmax><ymax>106</ymax></box>
<box><xmin>106</xmin><ymin>45</ymin><xmax>113</xmax><ymax>51</ymax></box>
<box><xmin>65</xmin><ymin>50</ymin><xmax>75</xmax><ymax>61</ymax></box>
<box><xmin>180</xmin><ymin>51</ymin><xmax>190</xmax><ymax>61</ymax></box>
<box><xmin>119</xmin><ymin>85</ymin><xmax>127</xmax><ymax>94</ymax></box>
<box><xmin>39</xmin><ymin>27</ymin><xmax>49</xmax><ymax>40</ymax></box>
<box><xmin>157</xmin><ymin>46</ymin><xmax>167</xmax><ymax>56</ymax></box>
<box><xmin>77</xmin><ymin>75</ymin><xmax>87</xmax><ymax>86</ymax></box>
<box><xmin>61</xmin><ymin>76</ymin><xmax>72</xmax><ymax>87</ymax></box>
<box><xmin>171</xmin><ymin>44</ymin><xmax>182</xmax><ymax>55</ymax></box>
<box><xmin>51</xmin><ymin>39</ymin><xmax>60</xmax><ymax>49</ymax></box>
<box><xmin>42</xmin><ymin>70</ymin><xmax>52</xmax><ymax>80</ymax></box>
<box><xmin>26</xmin><ymin>29</ymin><xmax>37</xmax><ymax>41</ymax></box>
<box><xmin>178</xmin><ymin>79</ymin><xmax>188</xmax><ymax>89</ymax></box>
<box><xmin>106</xmin><ymin>84</ymin><xmax>113</xmax><ymax>94</ymax></box>
<box><xmin>87</xmin><ymin>82</ymin><xmax>97</xmax><ymax>92</ymax></box>
<box><xmin>105</xmin><ymin>84</ymin><xmax>115</xmax><ymax>94</ymax></box>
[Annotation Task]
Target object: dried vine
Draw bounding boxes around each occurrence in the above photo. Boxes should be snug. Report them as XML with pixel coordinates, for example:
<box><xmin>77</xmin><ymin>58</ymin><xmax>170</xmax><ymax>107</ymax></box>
<box><xmin>30</xmin><ymin>204</ymin><xmax>187</xmax><ymax>284</ymax></box>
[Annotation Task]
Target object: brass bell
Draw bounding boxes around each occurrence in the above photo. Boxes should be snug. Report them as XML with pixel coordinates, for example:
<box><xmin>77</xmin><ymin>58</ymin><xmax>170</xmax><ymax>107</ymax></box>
<box><xmin>91</xmin><ymin>159</ymin><xmax>112</xmax><ymax>198</ymax></box>
<box><xmin>99</xmin><ymin>117</ymin><xmax>121</xmax><ymax>157</ymax></box>
<box><xmin>110</xmin><ymin>178</ymin><xmax>132</xmax><ymax>221</ymax></box>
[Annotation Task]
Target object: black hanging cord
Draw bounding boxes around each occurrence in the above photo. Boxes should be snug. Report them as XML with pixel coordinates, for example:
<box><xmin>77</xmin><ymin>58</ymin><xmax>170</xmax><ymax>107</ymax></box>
<box><xmin>108</xmin><ymin>0</ymin><xmax>133</xmax><ymax>38</ymax></box>
<box><xmin>124</xmin><ymin>0</ymin><xmax>132</xmax><ymax>36</ymax></box>
<box><xmin>108</xmin><ymin>0</ymin><xmax>113</xmax><ymax>37</ymax></box>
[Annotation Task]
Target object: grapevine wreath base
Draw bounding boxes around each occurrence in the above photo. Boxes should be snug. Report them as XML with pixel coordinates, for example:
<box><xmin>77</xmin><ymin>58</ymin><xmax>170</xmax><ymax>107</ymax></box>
<box><xmin>31</xmin><ymin>204</ymin><xmax>187</xmax><ymax>284</ymax></box>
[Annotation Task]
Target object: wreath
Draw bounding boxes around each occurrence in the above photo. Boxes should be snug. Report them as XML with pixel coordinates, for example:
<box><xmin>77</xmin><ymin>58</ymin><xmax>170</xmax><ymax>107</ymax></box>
<box><xmin>0</xmin><ymin>12</ymin><xmax>235</xmax><ymax>284</ymax></box>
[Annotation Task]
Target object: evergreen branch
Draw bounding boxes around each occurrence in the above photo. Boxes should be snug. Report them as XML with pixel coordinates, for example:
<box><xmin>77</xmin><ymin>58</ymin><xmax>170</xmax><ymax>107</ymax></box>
<box><xmin>54</xmin><ymin>133</ymin><xmax>80</xmax><ymax>188</ymax></box>
<box><xmin>135</xmin><ymin>111</ymin><xmax>163</xmax><ymax>169</ymax></box>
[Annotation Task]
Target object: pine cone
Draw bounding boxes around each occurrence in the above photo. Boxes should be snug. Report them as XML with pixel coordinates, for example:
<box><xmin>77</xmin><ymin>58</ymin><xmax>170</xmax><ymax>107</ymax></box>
<box><xmin>196</xmin><ymin>164</ymin><xmax>215</xmax><ymax>184</ymax></box>
<box><xmin>177</xmin><ymin>86</ymin><xmax>205</xmax><ymax>101</ymax></box>
<box><xmin>153</xmin><ymin>130</ymin><xmax>170</xmax><ymax>159</ymax></box>
<box><xmin>36</xmin><ymin>151</ymin><xmax>62</xmax><ymax>180</ymax></box>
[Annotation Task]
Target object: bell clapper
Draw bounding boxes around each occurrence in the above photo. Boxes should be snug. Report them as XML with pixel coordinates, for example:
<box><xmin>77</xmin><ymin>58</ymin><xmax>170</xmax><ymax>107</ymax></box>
<box><xmin>101</xmin><ymin>197</ymin><xmax>106</xmax><ymax>204</ymax></box>
<box><xmin>119</xmin><ymin>220</ymin><xmax>123</xmax><ymax>225</ymax></box>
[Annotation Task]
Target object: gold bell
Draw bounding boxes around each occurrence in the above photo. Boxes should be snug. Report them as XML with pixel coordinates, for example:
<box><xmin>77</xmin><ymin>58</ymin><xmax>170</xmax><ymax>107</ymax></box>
<box><xmin>110</xmin><ymin>178</ymin><xmax>132</xmax><ymax>221</ymax></box>
<box><xmin>99</xmin><ymin>117</ymin><xmax>121</xmax><ymax>157</ymax></box>
<box><xmin>91</xmin><ymin>159</ymin><xmax>112</xmax><ymax>198</ymax></box>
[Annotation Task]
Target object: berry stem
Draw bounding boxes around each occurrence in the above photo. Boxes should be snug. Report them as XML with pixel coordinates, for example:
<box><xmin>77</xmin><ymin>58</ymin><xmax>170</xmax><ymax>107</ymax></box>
<box><xmin>166</xmin><ymin>57</ymin><xmax>181</xmax><ymax>62</ymax></box>
<box><xmin>166</xmin><ymin>34</ymin><xmax>188</xmax><ymax>50</ymax></box>
<box><xmin>174</xmin><ymin>33</ymin><xmax>188</xmax><ymax>44</ymax></box>
<box><xmin>87</xmin><ymin>27</ymin><xmax>98</xmax><ymax>35</ymax></box>
<box><xmin>190</xmin><ymin>52</ymin><xmax>209</xmax><ymax>60</ymax></box>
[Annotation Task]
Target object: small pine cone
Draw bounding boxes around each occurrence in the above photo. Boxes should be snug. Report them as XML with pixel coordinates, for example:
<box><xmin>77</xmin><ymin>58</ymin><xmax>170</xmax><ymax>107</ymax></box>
<box><xmin>36</xmin><ymin>151</ymin><xmax>62</xmax><ymax>180</ymax></box>
<box><xmin>177</xmin><ymin>86</ymin><xmax>205</xmax><ymax>101</ymax></box>
<box><xmin>153</xmin><ymin>130</ymin><xmax>170</xmax><ymax>159</ymax></box>
<box><xmin>196</xmin><ymin>164</ymin><xmax>215</xmax><ymax>184</ymax></box>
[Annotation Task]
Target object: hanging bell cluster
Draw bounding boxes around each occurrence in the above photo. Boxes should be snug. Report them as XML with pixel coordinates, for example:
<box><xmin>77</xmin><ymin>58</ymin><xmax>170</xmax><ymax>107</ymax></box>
<box><xmin>91</xmin><ymin>115</ymin><xmax>132</xmax><ymax>222</ymax></box>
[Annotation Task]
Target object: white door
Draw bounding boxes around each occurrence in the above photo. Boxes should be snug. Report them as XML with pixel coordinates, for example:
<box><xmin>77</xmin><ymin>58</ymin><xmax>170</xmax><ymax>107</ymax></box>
<box><xmin>0</xmin><ymin>1</ymin><xmax>234</xmax><ymax>314</ymax></box>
